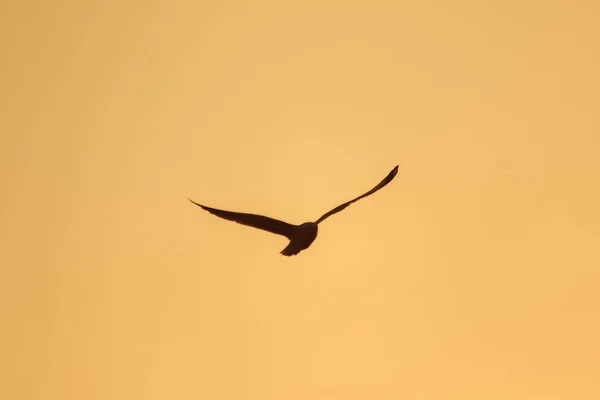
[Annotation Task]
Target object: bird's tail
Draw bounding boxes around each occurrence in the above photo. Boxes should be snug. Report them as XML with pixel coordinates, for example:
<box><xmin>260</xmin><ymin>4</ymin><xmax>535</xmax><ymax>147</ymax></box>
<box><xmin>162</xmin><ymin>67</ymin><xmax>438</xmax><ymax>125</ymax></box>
<box><xmin>280</xmin><ymin>241</ymin><xmax>301</xmax><ymax>256</ymax></box>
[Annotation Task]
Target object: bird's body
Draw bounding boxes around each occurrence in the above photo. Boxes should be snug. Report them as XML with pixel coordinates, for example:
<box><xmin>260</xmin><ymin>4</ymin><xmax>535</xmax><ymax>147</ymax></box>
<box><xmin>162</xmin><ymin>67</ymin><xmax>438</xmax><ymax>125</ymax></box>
<box><xmin>188</xmin><ymin>165</ymin><xmax>398</xmax><ymax>256</ymax></box>
<box><xmin>280</xmin><ymin>222</ymin><xmax>319</xmax><ymax>256</ymax></box>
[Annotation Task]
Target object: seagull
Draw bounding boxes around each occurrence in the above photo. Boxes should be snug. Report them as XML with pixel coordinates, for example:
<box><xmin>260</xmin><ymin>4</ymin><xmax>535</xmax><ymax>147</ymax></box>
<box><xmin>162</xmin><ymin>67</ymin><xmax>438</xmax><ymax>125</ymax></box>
<box><xmin>188</xmin><ymin>165</ymin><xmax>398</xmax><ymax>256</ymax></box>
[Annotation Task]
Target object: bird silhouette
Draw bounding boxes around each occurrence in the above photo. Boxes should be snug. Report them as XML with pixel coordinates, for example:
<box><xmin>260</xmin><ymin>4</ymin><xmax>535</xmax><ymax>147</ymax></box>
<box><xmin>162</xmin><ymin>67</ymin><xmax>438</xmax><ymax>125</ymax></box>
<box><xmin>188</xmin><ymin>165</ymin><xmax>398</xmax><ymax>256</ymax></box>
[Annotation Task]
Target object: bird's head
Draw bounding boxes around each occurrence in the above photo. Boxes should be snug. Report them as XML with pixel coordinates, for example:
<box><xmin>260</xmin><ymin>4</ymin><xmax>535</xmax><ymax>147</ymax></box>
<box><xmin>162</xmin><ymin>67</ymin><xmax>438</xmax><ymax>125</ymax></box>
<box><xmin>299</xmin><ymin>222</ymin><xmax>318</xmax><ymax>232</ymax></box>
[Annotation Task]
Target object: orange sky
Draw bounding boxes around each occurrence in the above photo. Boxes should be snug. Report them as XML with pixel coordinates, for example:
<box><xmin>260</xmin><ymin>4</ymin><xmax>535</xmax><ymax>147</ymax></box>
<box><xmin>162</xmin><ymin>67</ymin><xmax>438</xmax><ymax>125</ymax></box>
<box><xmin>2</xmin><ymin>1</ymin><xmax>599</xmax><ymax>399</ymax></box>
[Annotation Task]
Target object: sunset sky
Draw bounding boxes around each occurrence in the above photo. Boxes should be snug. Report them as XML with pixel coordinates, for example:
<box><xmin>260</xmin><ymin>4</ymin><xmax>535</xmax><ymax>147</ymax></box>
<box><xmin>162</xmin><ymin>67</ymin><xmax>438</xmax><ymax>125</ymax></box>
<box><xmin>2</xmin><ymin>1</ymin><xmax>599</xmax><ymax>399</ymax></box>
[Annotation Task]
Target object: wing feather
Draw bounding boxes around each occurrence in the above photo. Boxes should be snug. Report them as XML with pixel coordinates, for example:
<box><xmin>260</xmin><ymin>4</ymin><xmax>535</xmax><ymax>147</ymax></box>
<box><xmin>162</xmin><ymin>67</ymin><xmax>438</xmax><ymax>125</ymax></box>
<box><xmin>315</xmin><ymin>165</ymin><xmax>398</xmax><ymax>224</ymax></box>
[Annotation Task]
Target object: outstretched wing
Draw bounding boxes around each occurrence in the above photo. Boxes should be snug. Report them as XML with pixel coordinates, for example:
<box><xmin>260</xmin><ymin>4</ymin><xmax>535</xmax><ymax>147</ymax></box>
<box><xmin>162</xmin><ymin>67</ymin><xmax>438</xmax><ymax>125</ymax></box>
<box><xmin>315</xmin><ymin>165</ymin><xmax>398</xmax><ymax>224</ymax></box>
<box><xmin>188</xmin><ymin>198</ymin><xmax>296</xmax><ymax>239</ymax></box>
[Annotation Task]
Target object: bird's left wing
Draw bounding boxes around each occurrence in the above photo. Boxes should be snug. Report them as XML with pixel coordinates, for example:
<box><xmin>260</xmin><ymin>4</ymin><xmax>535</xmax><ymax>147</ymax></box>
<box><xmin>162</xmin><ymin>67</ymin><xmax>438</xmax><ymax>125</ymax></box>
<box><xmin>315</xmin><ymin>165</ymin><xmax>398</xmax><ymax>224</ymax></box>
<box><xmin>188</xmin><ymin>199</ymin><xmax>297</xmax><ymax>239</ymax></box>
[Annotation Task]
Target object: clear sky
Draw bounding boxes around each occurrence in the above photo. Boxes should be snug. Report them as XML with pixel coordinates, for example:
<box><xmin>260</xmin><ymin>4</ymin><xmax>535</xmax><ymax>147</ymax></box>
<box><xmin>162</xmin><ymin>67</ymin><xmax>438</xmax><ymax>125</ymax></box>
<box><xmin>2</xmin><ymin>1</ymin><xmax>599</xmax><ymax>399</ymax></box>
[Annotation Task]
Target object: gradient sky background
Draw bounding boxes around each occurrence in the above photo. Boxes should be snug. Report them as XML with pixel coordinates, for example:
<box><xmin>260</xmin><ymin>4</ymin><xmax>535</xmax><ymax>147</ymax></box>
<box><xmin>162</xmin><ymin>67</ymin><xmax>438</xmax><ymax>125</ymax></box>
<box><xmin>2</xmin><ymin>1</ymin><xmax>599</xmax><ymax>399</ymax></box>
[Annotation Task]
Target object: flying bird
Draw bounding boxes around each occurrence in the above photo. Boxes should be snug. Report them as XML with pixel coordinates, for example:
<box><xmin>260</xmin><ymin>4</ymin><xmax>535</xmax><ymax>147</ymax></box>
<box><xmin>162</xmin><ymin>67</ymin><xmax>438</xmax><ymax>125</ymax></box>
<box><xmin>188</xmin><ymin>165</ymin><xmax>398</xmax><ymax>256</ymax></box>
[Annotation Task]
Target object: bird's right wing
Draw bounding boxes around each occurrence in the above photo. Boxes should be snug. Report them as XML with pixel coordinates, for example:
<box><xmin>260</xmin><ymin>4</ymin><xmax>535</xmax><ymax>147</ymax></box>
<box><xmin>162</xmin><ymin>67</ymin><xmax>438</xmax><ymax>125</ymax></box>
<box><xmin>315</xmin><ymin>165</ymin><xmax>398</xmax><ymax>224</ymax></box>
<box><xmin>188</xmin><ymin>198</ymin><xmax>296</xmax><ymax>239</ymax></box>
